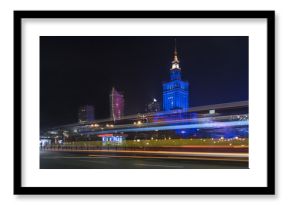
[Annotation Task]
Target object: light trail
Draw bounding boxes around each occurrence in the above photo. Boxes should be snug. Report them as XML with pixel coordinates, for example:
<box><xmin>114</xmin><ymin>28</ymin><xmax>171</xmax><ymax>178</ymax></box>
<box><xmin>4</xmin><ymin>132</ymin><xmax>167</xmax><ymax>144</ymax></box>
<box><xmin>46</xmin><ymin>101</ymin><xmax>248</xmax><ymax>130</ymax></box>
<box><xmin>163</xmin><ymin>145</ymin><xmax>248</xmax><ymax>148</ymax></box>
<box><xmin>90</xmin><ymin>120</ymin><xmax>248</xmax><ymax>134</ymax></box>
<box><xmin>89</xmin><ymin>114</ymin><xmax>248</xmax><ymax>132</ymax></box>
<box><xmin>46</xmin><ymin>149</ymin><xmax>248</xmax><ymax>158</ymax></box>
<box><xmin>42</xmin><ymin>154</ymin><xmax>248</xmax><ymax>162</ymax></box>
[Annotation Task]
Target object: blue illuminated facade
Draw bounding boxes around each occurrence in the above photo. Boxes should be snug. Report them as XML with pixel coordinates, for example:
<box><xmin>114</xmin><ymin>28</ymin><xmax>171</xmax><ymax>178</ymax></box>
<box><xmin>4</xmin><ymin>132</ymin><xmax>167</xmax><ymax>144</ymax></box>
<box><xmin>163</xmin><ymin>44</ymin><xmax>189</xmax><ymax>111</ymax></box>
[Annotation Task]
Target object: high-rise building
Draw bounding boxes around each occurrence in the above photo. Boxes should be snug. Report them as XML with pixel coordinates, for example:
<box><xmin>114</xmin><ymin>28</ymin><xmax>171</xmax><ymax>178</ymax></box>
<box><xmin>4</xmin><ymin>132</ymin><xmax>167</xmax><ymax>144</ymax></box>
<box><xmin>163</xmin><ymin>41</ymin><xmax>189</xmax><ymax>111</ymax></box>
<box><xmin>110</xmin><ymin>87</ymin><xmax>124</xmax><ymax>121</ymax></box>
<box><xmin>78</xmin><ymin>105</ymin><xmax>95</xmax><ymax>123</ymax></box>
<box><xmin>147</xmin><ymin>98</ymin><xmax>160</xmax><ymax>113</ymax></box>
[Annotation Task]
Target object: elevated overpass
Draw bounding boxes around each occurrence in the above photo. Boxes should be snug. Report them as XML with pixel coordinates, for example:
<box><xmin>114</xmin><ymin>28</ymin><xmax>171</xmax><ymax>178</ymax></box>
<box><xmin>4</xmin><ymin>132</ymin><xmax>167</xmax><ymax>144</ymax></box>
<box><xmin>42</xmin><ymin>101</ymin><xmax>248</xmax><ymax>141</ymax></box>
<box><xmin>47</xmin><ymin>101</ymin><xmax>248</xmax><ymax>130</ymax></box>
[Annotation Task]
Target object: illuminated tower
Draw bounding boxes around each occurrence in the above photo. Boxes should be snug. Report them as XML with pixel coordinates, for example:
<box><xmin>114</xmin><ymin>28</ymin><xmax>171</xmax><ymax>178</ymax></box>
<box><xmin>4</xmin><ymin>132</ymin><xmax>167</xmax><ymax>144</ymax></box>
<box><xmin>110</xmin><ymin>87</ymin><xmax>124</xmax><ymax>121</ymax></box>
<box><xmin>162</xmin><ymin>40</ymin><xmax>189</xmax><ymax>111</ymax></box>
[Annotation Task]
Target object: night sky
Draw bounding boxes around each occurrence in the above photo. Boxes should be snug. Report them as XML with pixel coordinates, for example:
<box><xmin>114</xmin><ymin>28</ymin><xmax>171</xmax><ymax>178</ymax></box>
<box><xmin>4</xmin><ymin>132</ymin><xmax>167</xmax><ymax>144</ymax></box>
<box><xmin>40</xmin><ymin>36</ymin><xmax>248</xmax><ymax>129</ymax></box>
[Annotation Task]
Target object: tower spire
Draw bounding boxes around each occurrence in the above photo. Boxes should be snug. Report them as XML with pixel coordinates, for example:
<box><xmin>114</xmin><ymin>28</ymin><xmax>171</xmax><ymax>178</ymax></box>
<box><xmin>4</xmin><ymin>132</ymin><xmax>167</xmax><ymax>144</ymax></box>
<box><xmin>171</xmin><ymin>38</ymin><xmax>180</xmax><ymax>70</ymax></box>
<box><xmin>174</xmin><ymin>38</ymin><xmax>177</xmax><ymax>54</ymax></box>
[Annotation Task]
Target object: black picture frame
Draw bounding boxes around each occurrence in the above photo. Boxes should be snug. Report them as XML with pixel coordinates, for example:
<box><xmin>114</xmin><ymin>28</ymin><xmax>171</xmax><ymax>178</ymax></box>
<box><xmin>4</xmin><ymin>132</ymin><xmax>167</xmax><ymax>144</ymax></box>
<box><xmin>14</xmin><ymin>10</ymin><xmax>275</xmax><ymax>195</ymax></box>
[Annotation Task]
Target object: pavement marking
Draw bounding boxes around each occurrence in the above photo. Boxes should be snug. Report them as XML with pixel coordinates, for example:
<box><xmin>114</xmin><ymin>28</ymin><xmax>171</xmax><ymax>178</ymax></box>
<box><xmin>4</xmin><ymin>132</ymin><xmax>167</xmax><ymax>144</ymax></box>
<box><xmin>79</xmin><ymin>160</ymin><xmax>108</xmax><ymax>164</ymax></box>
<box><xmin>135</xmin><ymin>163</ymin><xmax>184</xmax><ymax>168</ymax></box>
<box><xmin>88</xmin><ymin>154</ymin><xmax>109</xmax><ymax>158</ymax></box>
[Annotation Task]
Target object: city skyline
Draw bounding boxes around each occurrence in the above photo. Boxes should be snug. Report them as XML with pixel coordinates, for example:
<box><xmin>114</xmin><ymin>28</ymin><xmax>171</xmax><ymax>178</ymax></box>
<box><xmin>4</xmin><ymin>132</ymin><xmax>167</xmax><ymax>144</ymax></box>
<box><xmin>40</xmin><ymin>36</ymin><xmax>248</xmax><ymax>129</ymax></box>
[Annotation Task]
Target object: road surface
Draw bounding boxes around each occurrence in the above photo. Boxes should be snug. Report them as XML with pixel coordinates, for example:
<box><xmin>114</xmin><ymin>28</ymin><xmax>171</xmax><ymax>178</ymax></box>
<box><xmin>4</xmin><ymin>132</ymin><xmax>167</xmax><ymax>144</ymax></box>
<box><xmin>40</xmin><ymin>150</ymin><xmax>248</xmax><ymax>169</ymax></box>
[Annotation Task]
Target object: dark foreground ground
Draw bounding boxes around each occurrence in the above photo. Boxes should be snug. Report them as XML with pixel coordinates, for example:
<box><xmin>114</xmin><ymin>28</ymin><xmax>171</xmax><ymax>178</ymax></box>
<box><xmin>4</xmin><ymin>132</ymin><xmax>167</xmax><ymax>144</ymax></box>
<box><xmin>40</xmin><ymin>150</ymin><xmax>248</xmax><ymax>169</ymax></box>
